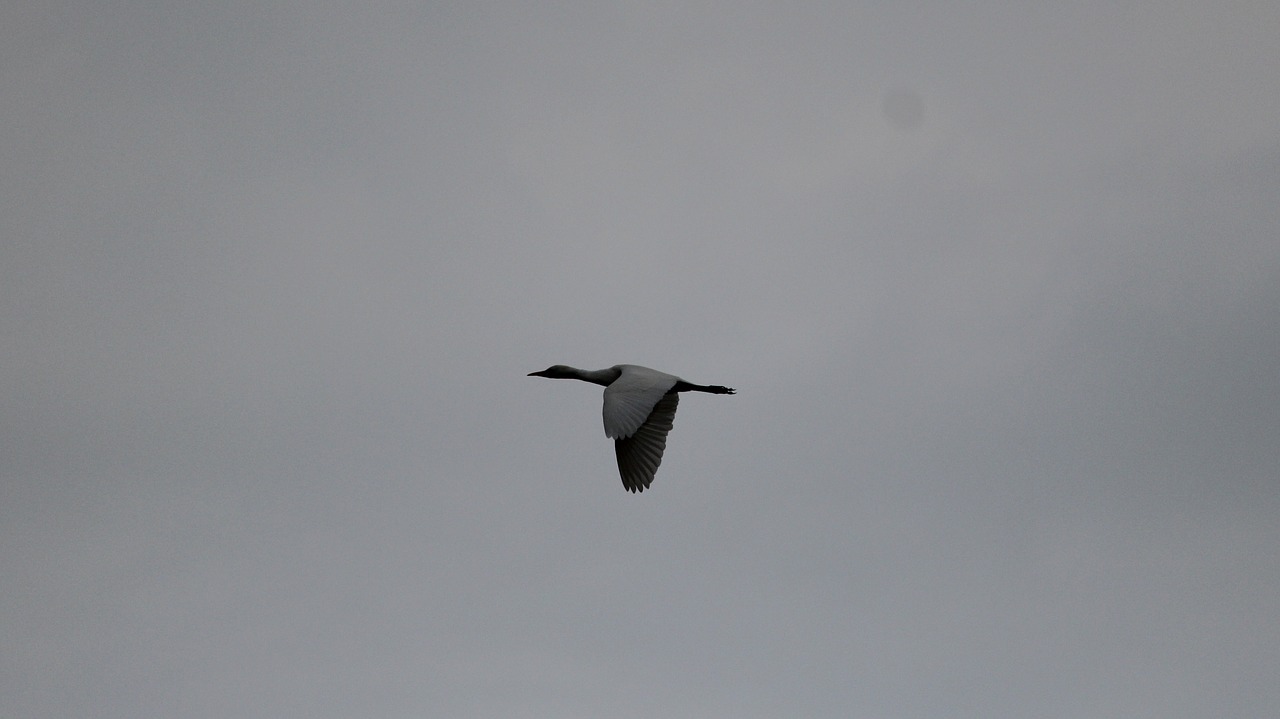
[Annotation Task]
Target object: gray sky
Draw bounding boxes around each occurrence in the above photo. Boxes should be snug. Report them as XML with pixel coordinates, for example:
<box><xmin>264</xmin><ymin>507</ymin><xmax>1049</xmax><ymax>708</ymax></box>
<box><xmin>3</xmin><ymin>2</ymin><xmax>1279</xmax><ymax>717</ymax></box>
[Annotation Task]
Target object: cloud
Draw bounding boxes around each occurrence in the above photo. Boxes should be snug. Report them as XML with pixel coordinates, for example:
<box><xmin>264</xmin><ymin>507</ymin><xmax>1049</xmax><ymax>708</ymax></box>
<box><xmin>3</xmin><ymin>2</ymin><xmax>1279</xmax><ymax>717</ymax></box>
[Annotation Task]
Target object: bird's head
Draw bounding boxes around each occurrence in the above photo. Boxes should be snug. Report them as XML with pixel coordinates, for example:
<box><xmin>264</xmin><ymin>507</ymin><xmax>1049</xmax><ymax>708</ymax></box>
<box><xmin>527</xmin><ymin>365</ymin><xmax>574</xmax><ymax>379</ymax></box>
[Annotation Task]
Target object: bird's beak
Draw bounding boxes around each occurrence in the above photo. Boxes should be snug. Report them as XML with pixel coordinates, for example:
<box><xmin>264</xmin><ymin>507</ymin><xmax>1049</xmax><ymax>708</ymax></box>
<box><xmin>527</xmin><ymin>370</ymin><xmax>545</xmax><ymax>377</ymax></box>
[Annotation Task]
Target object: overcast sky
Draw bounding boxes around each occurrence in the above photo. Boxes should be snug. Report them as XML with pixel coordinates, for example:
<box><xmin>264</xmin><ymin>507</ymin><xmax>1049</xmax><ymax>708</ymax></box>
<box><xmin>3</xmin><ymin>2</ymin><xmax>1279</xmax><ymax>717</ymax></box>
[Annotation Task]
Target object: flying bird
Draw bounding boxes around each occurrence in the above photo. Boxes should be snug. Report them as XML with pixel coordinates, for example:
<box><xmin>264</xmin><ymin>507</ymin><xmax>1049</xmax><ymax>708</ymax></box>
<box><xmin>527</xmin><ymin>364</ymin><xmax>735</xmax><ymax>492</ymax></box>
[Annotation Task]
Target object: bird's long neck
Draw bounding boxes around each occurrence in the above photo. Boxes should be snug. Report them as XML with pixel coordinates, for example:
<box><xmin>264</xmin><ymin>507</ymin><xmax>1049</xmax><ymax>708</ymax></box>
<box><xmin>572</xmin><ymin>366</ymin><xmax>622</xmax><ymax>387</ymax></box>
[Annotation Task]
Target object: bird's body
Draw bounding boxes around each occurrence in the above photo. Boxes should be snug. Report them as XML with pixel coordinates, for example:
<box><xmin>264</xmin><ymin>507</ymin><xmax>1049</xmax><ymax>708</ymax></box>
<box><xmin>527</xmin><ymin>364</ymin><xmax>735</xmax><ymax>492</ymax></box>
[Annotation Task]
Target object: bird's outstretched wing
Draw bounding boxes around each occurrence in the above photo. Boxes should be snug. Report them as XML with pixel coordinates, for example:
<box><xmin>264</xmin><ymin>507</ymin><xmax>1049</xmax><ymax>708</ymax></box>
<box><xmin>601</xmin><ymin>365</ymin><xmax>679</xmax><ymax>439</ymax></box>
<box><xmin>614</xmin><ymin>392</ymin><xmax>678</xmax><ymax>492</ymax></box>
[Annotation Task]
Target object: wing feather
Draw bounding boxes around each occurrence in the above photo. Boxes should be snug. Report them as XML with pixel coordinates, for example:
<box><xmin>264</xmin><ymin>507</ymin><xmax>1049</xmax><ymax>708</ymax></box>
<box><xmin>614</xmin><ymin>393</ymin><xmax>679</xmax><ymax>492</ymax></box>
<box><xmin>601</xmin><ymin>365</ymin><xmax>679</xmax><ymax>439</ymax></box>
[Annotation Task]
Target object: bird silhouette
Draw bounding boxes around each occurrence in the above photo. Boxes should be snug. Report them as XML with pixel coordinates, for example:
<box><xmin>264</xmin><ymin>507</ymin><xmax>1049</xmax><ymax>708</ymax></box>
<box><xmin>527</xmin><ymin>364</ymin><xmax>735</xmax><ymax>492</ymax></box>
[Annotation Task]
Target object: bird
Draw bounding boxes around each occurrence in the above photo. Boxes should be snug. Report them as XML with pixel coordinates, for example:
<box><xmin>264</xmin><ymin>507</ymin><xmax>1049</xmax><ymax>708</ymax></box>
<box><xmin>527</xmin><ymin>364</ymin><xmax>735</xmax><ymax>492</ymax></box>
